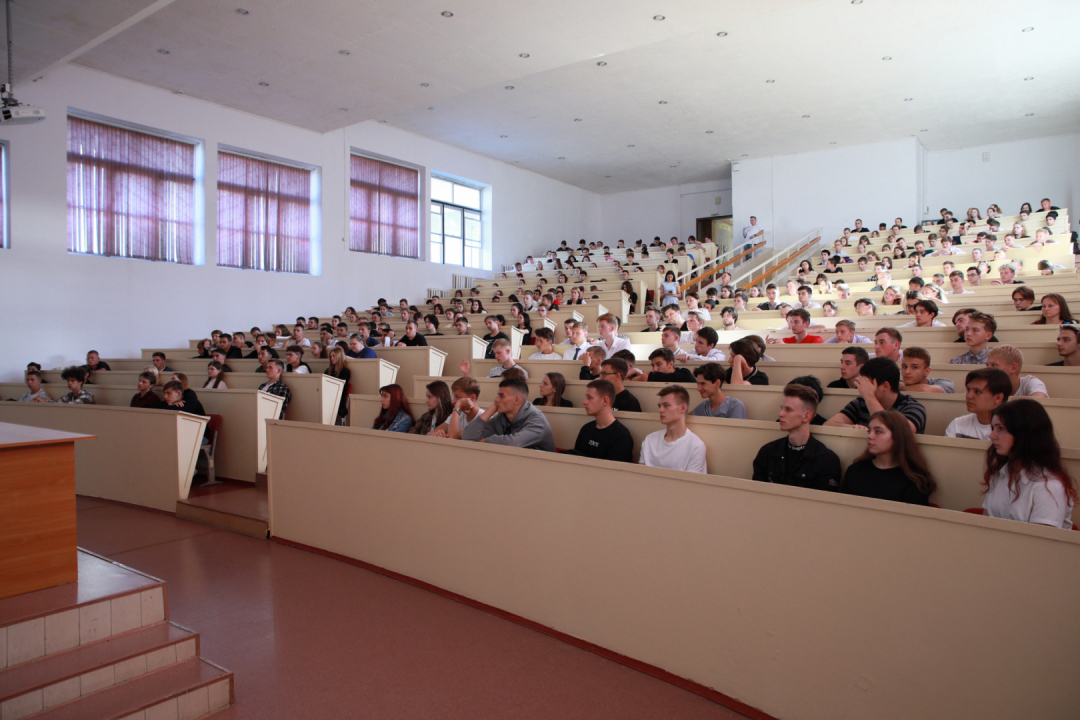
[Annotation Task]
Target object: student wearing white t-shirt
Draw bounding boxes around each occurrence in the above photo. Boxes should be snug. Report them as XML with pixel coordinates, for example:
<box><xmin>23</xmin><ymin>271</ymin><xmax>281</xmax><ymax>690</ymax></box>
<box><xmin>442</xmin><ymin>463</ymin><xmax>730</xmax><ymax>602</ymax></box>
<box><xmin>982</xmin><ymin>399</ymin><xmax>1076</xmax><ymax>529</ymax></box>
<box><xmin>945</xmin><ymin>368</ymin><xmax>1011</xmax><ymax>440</ymax></box>
<box><xmin>743</xmin><ymin>216</ymin><xmax>765</xmax><ymax>243</ymax></box>
<box><xmin>639</xmin><ymin>385</ymin><xmax>708</xmax><ymax>474</ymax></box>
<box><xmin>527</xmin><ymin>328</ymin><xmax>562</xmax><ymax>360</ymax></box>
<box><xmin>986</xmin><ymin>345</ymin><xmax>1049</xmax><ymax>398</ymax></box>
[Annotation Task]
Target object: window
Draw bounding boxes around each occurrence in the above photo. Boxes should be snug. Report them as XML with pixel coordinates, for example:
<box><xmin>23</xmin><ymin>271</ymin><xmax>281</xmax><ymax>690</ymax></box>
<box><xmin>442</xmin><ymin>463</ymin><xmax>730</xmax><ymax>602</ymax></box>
<box><xmin>67</xmin><ymin>116</ymin><xmax>196</xmax><ymax>263</ymax></box>
<box><xmin>0</xmin><ymin>141</ymin><xmax>7</xmax><ymax>250</ymax></box>
<box><xmin>349</xmin><ymin>154</ymin><xmax>419</xmax><ymax>258</ymax></box>
<box><xmin>217</xmin><ymin>151</ymin><xmax>312</xmax><ymax>274</ymax></box>
<box><xmin>431</xmin><ymin>176</ymin><xmax>482</xmax><ymax>268</ymax></box>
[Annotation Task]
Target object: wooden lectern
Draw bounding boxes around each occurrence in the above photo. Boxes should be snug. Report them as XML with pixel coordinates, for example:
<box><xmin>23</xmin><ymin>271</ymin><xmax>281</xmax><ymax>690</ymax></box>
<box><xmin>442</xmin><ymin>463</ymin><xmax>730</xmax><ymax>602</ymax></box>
<box><xmin>0</xmin><ymin>421</ymin><xmax>93</xmax><ymax>599</ymax></box>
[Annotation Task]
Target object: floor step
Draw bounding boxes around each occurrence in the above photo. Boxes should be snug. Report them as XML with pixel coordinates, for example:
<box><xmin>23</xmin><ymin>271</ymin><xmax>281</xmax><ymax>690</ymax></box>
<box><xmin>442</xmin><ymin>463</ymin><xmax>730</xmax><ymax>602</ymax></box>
<box><xmin>175</xmin><ymin>487</ymin><xmax>268</xmax><ymax>539</ymax></box>
<box><xmin>10</xmin><ymin>658</ymin><xmax>232</xmax><ymax>720</ymax></box>
<box><xmin>0</xmin><ymin>622</ymin><xmax>196</xmax><ymax>709</ymax></box>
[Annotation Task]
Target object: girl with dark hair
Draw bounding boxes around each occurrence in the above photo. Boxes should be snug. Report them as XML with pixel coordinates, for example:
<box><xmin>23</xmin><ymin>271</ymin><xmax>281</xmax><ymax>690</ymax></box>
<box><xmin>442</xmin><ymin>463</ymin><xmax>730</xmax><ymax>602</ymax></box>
<box><xmin>202</xmin><ymin>361</ymin><xmax>228</xmax><ymax>389</ymax></box>
<box><xmin>1032</xmin><ymin>294</ymin><xmax>1077</xmax><ymax>325</ymax></box>
<box><xmin>983</xmin><ymin>399</ymin><xmax>1076</xmax><ymax>528</ymax></box>
<box><xmin>469</xmin><ymin>298</ymin><xmax>486</xmax><ymax>314</ymax></box>
<box><xmin>194</xmin><ymin>339</ymin><xmax>212</xmax><ymax>359</ymax></box>
<box><xmin>726</xmin><ymin>338</ymin><xmax>768</xmax><ymax>386</ymax></box>
<box><xmin>798</xmin><ymin>259</ymin><xmax>813</xmax><ymax>275</ymax></box>
<box><xmin>841</xmin><ymin>410</ymin><xmax>937</xmax><ymax>505</ymax></box>
<box><xmin>568</xmin><ymin>286</ymin><xmax>586</xmax><ymax>305</ymax></box>
<box><xmin>534</xmin><ymin>372</ymin><xmax>572</xmax><ymax>407</ymax></box>
<box><xmin>1019</xmin><ymin>202</ymin><xmax>1032</xmax><ymax>215</ymax></box>
<box><xmin>516</xmin><ymin>312</ymin><xmax>533</xmax><ymax>345</ymax></box>
<box><xmin>373</xmin><ymin>384</ymin><xmax>413</xmax><ymax>433</ymax></box>
<box><xmin>660</xmin><ymin>270</ymin><xmax>680</xmax><ymax>307</ymax></box>
<box><xmin>621</xmin><ymin>280</ymin><xmax>638</xmax><ymax>310</ymax></box>
<box><xmin>409</xmin><ymin>380</ymin><xmax>453</xmax><ymax>435</ymax></box>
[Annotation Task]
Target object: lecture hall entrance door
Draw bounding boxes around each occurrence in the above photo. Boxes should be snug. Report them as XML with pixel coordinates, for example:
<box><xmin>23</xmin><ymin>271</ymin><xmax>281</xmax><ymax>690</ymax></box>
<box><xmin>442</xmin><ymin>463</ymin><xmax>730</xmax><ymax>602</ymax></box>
<box><xmin>697</xmin><ymin>216</ymin><xmax>733</xmax><ymax>255</ymax></box>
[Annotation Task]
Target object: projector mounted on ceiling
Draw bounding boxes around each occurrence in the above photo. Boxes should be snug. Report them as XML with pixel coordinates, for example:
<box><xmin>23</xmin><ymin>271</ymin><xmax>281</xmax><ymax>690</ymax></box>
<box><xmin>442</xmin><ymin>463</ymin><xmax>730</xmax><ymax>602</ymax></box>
<box><xmin>0</xmin><ymin>0</ymin><xmax>45</xmax><ymax>125</ymax></box>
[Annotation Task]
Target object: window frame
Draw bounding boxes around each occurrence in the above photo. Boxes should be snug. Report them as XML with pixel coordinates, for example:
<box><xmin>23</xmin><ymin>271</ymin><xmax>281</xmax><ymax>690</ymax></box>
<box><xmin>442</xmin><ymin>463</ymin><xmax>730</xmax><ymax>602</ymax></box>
<box><xmin>430</xmin><ymin>174</ymin><xmax>485</xmax><ymax>270</ymax></box>
<box><xmin>0</xmin><ymin>139</ymin><xmax>8</xmax><ymax>250</ymax></box>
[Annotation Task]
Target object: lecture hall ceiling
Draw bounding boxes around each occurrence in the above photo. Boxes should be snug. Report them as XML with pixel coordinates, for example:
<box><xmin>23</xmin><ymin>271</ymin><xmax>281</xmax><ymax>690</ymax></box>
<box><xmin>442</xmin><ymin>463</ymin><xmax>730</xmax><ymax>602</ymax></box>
<box><xmin>14</xmin><ymin>0</ymin><xmax>1080</xmax><ymax>193</ymax></box>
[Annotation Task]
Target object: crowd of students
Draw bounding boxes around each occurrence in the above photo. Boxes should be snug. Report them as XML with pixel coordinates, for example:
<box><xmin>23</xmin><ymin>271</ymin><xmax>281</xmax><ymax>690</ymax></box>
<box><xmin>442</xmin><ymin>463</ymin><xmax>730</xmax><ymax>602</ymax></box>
<box><xmin>12</xmin><ymin>201</ymin><xmax>1077</xmax><ymax>531</ymax></box>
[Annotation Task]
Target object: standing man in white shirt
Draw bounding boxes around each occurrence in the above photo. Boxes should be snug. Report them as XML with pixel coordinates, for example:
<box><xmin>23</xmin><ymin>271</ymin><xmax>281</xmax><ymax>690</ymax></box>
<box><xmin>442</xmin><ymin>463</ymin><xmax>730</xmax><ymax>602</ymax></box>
<box><xmin>743</xmin><ymin>216</ymin><xmax>765</xmax><ymax>244</ymax></box>
<box><xmin>639</xmin><ymin>385</ymin><xmax>708</xmax><ymax>474</ymax></box>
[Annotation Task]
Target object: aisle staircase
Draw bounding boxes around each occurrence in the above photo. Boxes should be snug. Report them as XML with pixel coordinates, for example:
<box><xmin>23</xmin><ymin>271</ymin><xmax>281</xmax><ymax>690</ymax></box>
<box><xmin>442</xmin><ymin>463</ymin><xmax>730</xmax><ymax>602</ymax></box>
<box><xmin>0</xmin><ymin>551</ymin><xmax>233</xmax><ymax>720</ymax></box>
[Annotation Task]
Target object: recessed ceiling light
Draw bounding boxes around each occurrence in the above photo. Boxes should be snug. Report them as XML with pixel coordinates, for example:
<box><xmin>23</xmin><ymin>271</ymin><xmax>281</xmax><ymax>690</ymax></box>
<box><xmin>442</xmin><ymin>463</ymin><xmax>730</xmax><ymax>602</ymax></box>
<box><xmin>904</xmin><ymin>97</ymin><xmax>913</xmax><ymax>101</ymax></box>
<box><xmin>505</xmin><ymin>86</ymin><xmax>515</xmax><ymax>90</ymax></box>
<box><xmin>558</xmin><ymin>157</ymin><xmax>566</xmax><ymax>160</ymax></box>
<box><xmin>157</xmin><ymin>49</ymin><xmax>170</xmax><ymax>54</ymax></box>
<box><xmin>742</xmin><ymin>154</ymin><xmax>748</xmax><ymax>157</ymax></box>
<box><xmin>574</xmin><ymin>118</ymin><xmax>582</xmax><ymax>121</ymax></box>
<box><xmin>653</xmin><ymin>15</ymin><xmax>665</xmax><ymax>20</ymax></box>
<box><xmin>379</xmin><ymin>120</ymin><xmax>388</xmax><ymax>124</ymax></box>
<box><xmin>882</xmin><ymin>56</ymin><xmax>892</xmax><ymax>60</ymax></box>
<box><xmin>802</xmin><ymin>114</ymin><xmax>810</xmax><ymax>118</ymax></box>
<box><xmin>339</xmin><ymin>108</ymin><xmax>348</xmax><ymax>112</ymax></box>
<box><xmin>174</xmin><ymin>90</ymin><xmax>184</xmax><ymax>95</ymax></box>
<box><xmin>339</xmin><ymin>50</ymin><xmax>350</xmax><ymax>55</ymax></box>
<box><xmin>1022</xmin><ymin>26</ymin><xmax>1034</xmax><ymax>32</ymax></box>
<box><xmin>765</xmin><ymin>79</ymin><xmax>775</xmax><ymax>83</ymax></box>
<box><xmin>420</xmin><ymin>83</ymin><xmax>430</xmax><ymax>87</ymax></box>
<box><xmin>658</xmin><ymin>100</ymin><xmax>667</xmax><ymax>104</ymax></box>
<box><xmin>235</xmin><ymin>8</ymin><xmax>248</xmax><ymax>14</ymax></box>
<box><xmin>920</xmin><ymin>129</ymin><xmax>928</xmax><ymax>132</ymax></box>
<box><xmin>604</xmin><ymin>175</ymin><xmax>612</xmax><ymax>178</ymax></box>
<box><xmin>851</xmin><ymin>0</ymin><xmax>863</xmax><ymax>4</ymax></box>
<box><xmin>627</xmin><ymin>144</ymin><xmax>635</xmax><ymax>148</ymax></box>
<box><xmin>441</xmin><ymin>11</ymin><xmax>454</xmax><ymax>17</ymax></box>
<box><xmin>705</xmin><ymin>130</ymin><xmax>713</xmax><ymax>134</ymax></box>
<box><xmin>597</xmin><ymin>61</ymin><xmax>607</xmax><ymax>66</ymax></box>
<box><xmin>428</xmin><ymin>107</ymin><xmax>435</xmax><ymax>110</ymax></box>
<box><xmin>1024</xmin><ymin>76</ymin><xmax>1034</xmax><ymax>81</ymax></box>
<box><xmin>829</xmin><ymin>141</ymin><xmax>837</xmax><ymax>144</ymax></box>
<box><xmin>258</xmin><ymin>81</ymin><xmax>269</xmax><ymax>86</ymax></box>
<box><xmin>670</xmin><ymin>165</ymin><xmax>677</xmax><ymax>168</ymax></box>
<box><xmin>1026</xmin><ymin>113</ymin><xmax>1035</xmax><ymax>116</ymax></box>
<box><xmin>716</xmin><ymin>31</ymin><xmax>728</xmax><ymax>37</ymax></box>
<box><xmin>519</xmin><ymin>53</ymin><xmax>530</xmax><ymax>58</ymax></box>
<box><xmin>500</xmin><ymin>135</ymin><xmax>507</xmax><ymax>138</ymax></box>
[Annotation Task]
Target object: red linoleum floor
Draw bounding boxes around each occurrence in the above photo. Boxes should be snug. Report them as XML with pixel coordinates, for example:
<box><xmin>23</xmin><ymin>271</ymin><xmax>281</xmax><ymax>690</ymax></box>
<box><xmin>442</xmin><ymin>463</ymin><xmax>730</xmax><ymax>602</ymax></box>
<box><xmin>76</xmin><ymin>498</ymin><xmax>752</xmax><ymax>720</ymax></box>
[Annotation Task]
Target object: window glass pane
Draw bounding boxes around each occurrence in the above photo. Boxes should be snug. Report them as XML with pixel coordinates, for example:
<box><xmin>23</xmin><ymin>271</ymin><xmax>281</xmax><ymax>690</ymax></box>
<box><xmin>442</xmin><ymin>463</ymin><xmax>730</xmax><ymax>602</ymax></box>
<box><xmin>453</xmin><ymin>184</ymin><xmax>481</xmax><ymax>210</ymax></box>
<box><xmin>445</xmin><ymin>233</ymin><xmax>463</xmax><ymax>266</ymax></box>
<box><xmin>464</xmin><ymin>215</ymin><xmax>480</xmax><ymax>243</ymax></box>
<box><xmin>444</xmin><ymin>206</ymin><xmax>463</xmax><ymax>238</ymax></box>
<box><xmin>431</xmin><ymin>177</ymin><xmax>453</xmax><ymax>203</ymax></box>
<box><xmin>430</xmin><ymin>205</ymin><xmax>442</xmax><ymax>235</ymax></box>
<box><xmin>430</xmin><ymin>236</ymin><xmax>443</xmax><ymax>264</ymax></box>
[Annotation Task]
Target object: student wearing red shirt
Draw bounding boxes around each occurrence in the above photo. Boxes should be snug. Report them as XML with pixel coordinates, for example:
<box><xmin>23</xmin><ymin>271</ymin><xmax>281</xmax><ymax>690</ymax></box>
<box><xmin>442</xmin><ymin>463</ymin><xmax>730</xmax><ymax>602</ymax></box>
<box><xmin>772</xmin><ymin>309</ymin><xmax>824</xmax><ymax>344</ymax></box>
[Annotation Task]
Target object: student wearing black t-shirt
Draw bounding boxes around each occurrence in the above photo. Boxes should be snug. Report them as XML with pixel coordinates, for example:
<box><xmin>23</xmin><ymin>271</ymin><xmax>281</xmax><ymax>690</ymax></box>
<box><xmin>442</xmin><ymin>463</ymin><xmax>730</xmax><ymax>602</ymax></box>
<box><xmin>566</xmin><ymin>380</ymin><xmax>635</xmax><ymax>463</ymax></box>
<box><xmin>534</xmin><ymin>372</ymin><xmax>573</xmax><ymax>408</ymax></box>
<box><xmin>86</xmin><ymin>351</ymin><xmax>111</xmax><ymax>372</ymax></box>
<box><xmin>396</xmin><ymin>320</ymin><xmax>429</xmax><ymax>347</ymax></box>
<box><xmin>841</xmin><ymin>409</ymin><xmax>936</xmax><ymax>505</ymax></box>
<box><xmin>725</xmin><ymin>337</ymin><xmax>769</xmax><ymax>386</ymax></box>
<box><xmin>600</xmin><ymin>357</ymin><xmax>642</xmax><ymax>412</ymax></box>
<box><xmin>630</xmin><ymin>348</ymin><xmax>695</xmax><ymax>383</ymax></box>
<box><xmin>751</xmin><ymin>384</ymin><xmax>841</xmax><ymax>491</ymax></box>
<box><xmin>481</xmin><ymin>316</ymin><xmax>509</xmax><ymax>360</ymax></box>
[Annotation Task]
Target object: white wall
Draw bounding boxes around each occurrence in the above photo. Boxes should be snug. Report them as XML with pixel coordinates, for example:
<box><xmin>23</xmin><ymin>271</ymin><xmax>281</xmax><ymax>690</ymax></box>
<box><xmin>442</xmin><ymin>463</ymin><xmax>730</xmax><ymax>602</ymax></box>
<box><xmin>925</xmin><ymin>134</ymin><xmax>1080</xmax><ymax>231</ymax></box>
<box><xmin>732</xmin><ymin>139</ymin><xmax>920</xmax><ymax>249</ymax></box>
<box><xmin>0</xmin><ymin>65</ymin><xmax>599</xmax><ymax>380</ymax></box>
<box><xmin>600</xmin><ymin>180</ymin><xmax>731</xmax><ymax>246</ymax></box>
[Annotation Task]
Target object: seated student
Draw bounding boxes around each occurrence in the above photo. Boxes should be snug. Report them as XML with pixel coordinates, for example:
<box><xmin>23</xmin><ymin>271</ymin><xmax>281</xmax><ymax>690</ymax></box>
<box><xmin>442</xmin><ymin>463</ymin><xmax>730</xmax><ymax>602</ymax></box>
<box><xmin>947</xmin><ymin>269</ymin><xmax>975</xmax><ymax>296</ymax></box>
<box><xmin>424</xmin><ymin>314</ymin><xmax>444</xmax><ymax>337</ymax></box>
<box><xmin>673</xmin><ymin>326</ymin><xmax>726</xmax><ymax>363</ymax></box>
<box><xmin>357</xmin><ymin>322</ymin><xmax>380</xmax><ymax>347</ymax></box>
<box><xmin>215</xmin><ymin>333</ymin><xmax>242</xmax><ymax>360</ymax></box>
<box><xmin>769</xmin><ymin>308</ymin><xmax>823</xmax><ymax>344</ymax></box>
<box><xmin>985</xmin><ymin>345</ymin><xmax>1048</xmax><ymax>398</ymax></box>
<box><xmin>246</xmin><ymin>334</ymin><xmax>278</xmax><ymax>360</ymax></box>
<box><xmin>151</xmin><ymin>352</ymin><xmax>173</xmax><ymax>374</ymax></box>
<box><xmin>346</xmin><ymin>335</ymin><xmax>377</xmax><ymax>359</ymax></box>
<box><xmin>57</xmin><ymin>366</ymin><xmax>95</xmax><ymax>404</ymax></box>
<box><xmin>590</xmin><ymin>314</ymin><xmax>632</xmax><ymax>358</ymax></box>
<box><xmin>129</xmin><ymin>371</ymin><xmax>160</xmax><ymax>408</ymax></box>
<box><xmin>534</xmin><ymin>372</ymin><xmax>573</xmax><ymax>408</ymax></box>
<box><xmin>639</xmin><ymin>385</ymin><xmax>707</xmax><ymax>474</ymax></box>
<box><xmin>432</xmin><ymin>377</ymin><xmax>483</xmax><ymax>439</ymax></box>
<box><xmin>202</xmin><ymin>361</ymin><xmax>228</xmax><ymax>389</ymax></box>
<box><xmin>630</xmin><ymin>348</ymin><xmax>696</xmax><ymax>383</ymax></box>
<box><xmin>408</xmin><ymin>380</ymin><xmax>454</xmax><ymax>436</ymax></box>
<box><xmin>641</xmin><ymin>307</ymin><xmax>663</xmax><ymax>332</ymax></box>
<box><xmin>718</xmin><ymin>305</ymin><xmax>743</xmax><ymax>331</ymax></box>
<box><xmin>691</xmin><ymin>363</ymin><xmax>747</xmax><ymax>419</ymax></box>
<box><xmin>825</xmin><ymin>357</ymin><xmax>927</xmax><ymax>434</ymax></box>
<box><xmin>323</xmin><ymin>347</ymin><xmax>352</xmax><ymax>424</ymax></box>
<box><xmin>562</xmin><ymin>321</ymin><xmax>591</xmax><ymax>361</ymax></box>
<box><xmin>841</xmin><ymin>410</ymin><xmax>937</xmax><ymax>506</ymax></box>
<box><xmin>527</xmin><ymin>327</ymin><xmax>561</xmax><ymax>359</ymax></box>
<box><xmin>598</xmin><ymin>357</ymin><xmax>641</xmax><ymax>412</ymax></box>
<box><xmin>86</xmin><ymin>350</ymin><xmax>111</xmax><ymax>372</ymax></box>
<box><xmin>396</xmin><ymin>320</ymin><xmax>430</xmax><ymax>347</ymax></box>
<box><xmin>945</xmin><ymin>368</ymin><xmax>1011</xmax><ymax>440</ymax></box>
<box><xmin>20</xmin><ymin>370</ymin><xmax>51</xmax><ymax>402</ymax></box>
<box><xmin>155</xmin><ymin>379</ymin><xmax>207</xmax><ymax>416</ymax></box>
<box><xmin>462</xmin><ymin>378</ymin><xmax>556</xmax><ymax>451</ymax></box>
<box><xmin>373</xmin><ymin>384</ymin><xmax>414</xmax><ymax>433</ymax></box>
<box><xmin>982</xmin><ymin>399</ymin><xmax>1076</xmax><ymax>529</ymax></box>
<box><xmin>285</xmin><ymin>346</ymin><xmax>312</xmax><ymax>373</ymax></box>
<box><xmin>828</xmin><ymin>346</ymin><xmax>870</xmax><ymax>389</ymax></box>
<box><xmin>789</xmin><ymin>375</ymin><xmax>829</xmax><ymax>425</ymax></box>
<box><xmin>825</xmin><ymin>320</ymin><xmax>872</xmax><ymax>344</ymax></box>
<box><xmin>480</xmin><ymin>317</ymin><xmax>510</xmax><ymax>360</ymax></box>
<box><xmin>578</xmin><ymin>345</ymin><xmax>606</xmax><ymax>380</ymax></box>
<box><xmin>726</xmin><ymin>337</ymin><xmax>769</xmax><ymax>386</ymax></box>
<box><xmin>1011</xmin><ymin>286</ymin><xmax>1038</xmax><ymax>312</ymax></box>
<box><xmin>255</xmin><ymin>346</ymin><xmax>273</xmax><ymax>374</ymax></box>
<box><xmin>899</xmin><ymin>300</ymin><xmax>947</xmax><ymax>328</ymax></box>
<box><xmin>1049</xmin><ymin>326</ymin><xmax>1080</xmax><ymax>366</ymax></box>
<box><xmin>854</xmin><ymin>298</ymin><xmax>876</xmax><ymax>317</ymax></box>
<box><xmin>462</xmin><ymin>338</ymin><xmax>530</xmax><ymax>379</ymax></box>
<box><xmin>611</xmin><ymin>349</ymin><xmax>645</xmax><ymax>381</ymax></box>
<box><xmin>287</xmin><ymin>324</ymin><xmax>312</xmax><ymax>349</ymax></box>
<box><xmin>873</xmin><ymin>327</ymin><xmax>903</xmax><ymax>363</ymax></box>
<box><xmin>792</xmin><ymin>285</ymin><xmax>821</xmax><ymax>311</ymax></box>
<box><xmin>258</xmin><ymin>360</ymin><xmax>292</xmax><ymax>419</ymax></box>
<box><xmin>754</xmin><ymin>283</ymin><xmax>781</xmax><ymax>311</ymax></box>
<box><xmin>1032</xmin><ymin>293</ymin><xmax>1077</xmax><ymax>326</ymax></box>
<box><xmin>565</xmin><ymin>380</ymin><xmax>635</xmax><ymax>463</ymax></box>
<box><xmin>949</xmin><ymin>311</ymin><xmax>995</xmax><ymax>364</ymax></box>
<box><xmin>899</xmin><ymin>347</ymin><xmax>954</xmax><ymax>393</ymax></box>
<box><xmin>209</xmin><ymin>348</ymin><xmax>233</xmax><ymax>373</ymax></box>
<box><xmin>990</xmin><ymin>262</ymin><xmax>1024</xmax><ymax>285</ymax></box>
<box><xmin>751</xmin><ymin>383</ymin><xmax>841</xmax><ymax>491</ymax></box>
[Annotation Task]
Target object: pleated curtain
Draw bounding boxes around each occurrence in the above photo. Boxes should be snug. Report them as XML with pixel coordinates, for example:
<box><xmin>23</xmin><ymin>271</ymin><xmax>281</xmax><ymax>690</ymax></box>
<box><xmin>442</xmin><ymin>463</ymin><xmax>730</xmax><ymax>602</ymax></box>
<box><xmin>349</xmin><ymin>154</ymin><xmax>419</xmax><ymax>259</ymax></box>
